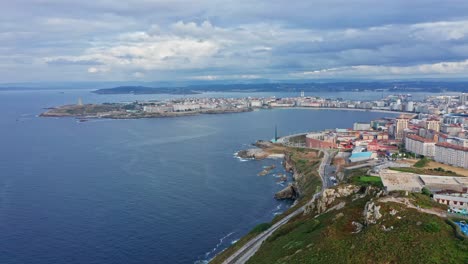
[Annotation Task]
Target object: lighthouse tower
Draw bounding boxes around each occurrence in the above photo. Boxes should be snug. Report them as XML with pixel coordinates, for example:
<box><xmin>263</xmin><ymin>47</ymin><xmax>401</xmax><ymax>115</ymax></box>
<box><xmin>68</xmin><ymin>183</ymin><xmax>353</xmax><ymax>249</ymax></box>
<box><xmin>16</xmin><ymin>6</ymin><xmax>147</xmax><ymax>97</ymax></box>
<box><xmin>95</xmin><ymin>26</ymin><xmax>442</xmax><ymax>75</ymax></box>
<box><xmin>77</xmin><ymin>97</ymin><xmax>83</xmax><ymax>106</ymax></box>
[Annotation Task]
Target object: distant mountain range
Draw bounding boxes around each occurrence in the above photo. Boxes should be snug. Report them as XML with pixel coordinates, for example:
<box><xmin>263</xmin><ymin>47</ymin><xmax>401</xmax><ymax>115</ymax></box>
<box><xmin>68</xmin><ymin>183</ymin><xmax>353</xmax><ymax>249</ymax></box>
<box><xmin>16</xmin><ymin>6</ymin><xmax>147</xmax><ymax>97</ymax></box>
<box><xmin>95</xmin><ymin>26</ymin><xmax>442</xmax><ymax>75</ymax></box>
<box><xmin>91</xmin><ymin>81</ymin><xmax>468</xmax><ymax>95</ymax></box>
<box><xmin>92</xmin><ymin>86</ymin><xmax>200</xmax><ymax>95</ymax></box>
<box><xmin>1</xmin><ymin>81</ymin><xmax>467</xmax><ymax>93</ymax></box>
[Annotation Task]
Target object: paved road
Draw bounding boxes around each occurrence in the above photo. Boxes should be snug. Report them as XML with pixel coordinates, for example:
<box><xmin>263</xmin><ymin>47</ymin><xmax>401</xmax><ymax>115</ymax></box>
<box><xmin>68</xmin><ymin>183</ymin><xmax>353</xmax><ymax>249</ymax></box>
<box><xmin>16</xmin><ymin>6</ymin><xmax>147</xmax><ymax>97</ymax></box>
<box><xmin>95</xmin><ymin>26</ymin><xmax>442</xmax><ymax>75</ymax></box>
<box><xmin>222</xmin><ymin>148</ymin><xmax>333</xmax><ymax>264</ymax></box>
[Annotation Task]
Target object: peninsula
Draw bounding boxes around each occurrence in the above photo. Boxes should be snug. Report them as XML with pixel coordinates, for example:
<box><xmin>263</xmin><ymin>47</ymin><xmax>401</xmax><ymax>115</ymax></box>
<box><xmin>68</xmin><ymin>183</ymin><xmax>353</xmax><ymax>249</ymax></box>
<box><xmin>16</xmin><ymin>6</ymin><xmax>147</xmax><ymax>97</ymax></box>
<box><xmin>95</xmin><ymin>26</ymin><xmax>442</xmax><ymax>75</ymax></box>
<box><xmin>40</xmin><ymin>92</ymin><xmax>460</xmax><ymax>119</ymax></box>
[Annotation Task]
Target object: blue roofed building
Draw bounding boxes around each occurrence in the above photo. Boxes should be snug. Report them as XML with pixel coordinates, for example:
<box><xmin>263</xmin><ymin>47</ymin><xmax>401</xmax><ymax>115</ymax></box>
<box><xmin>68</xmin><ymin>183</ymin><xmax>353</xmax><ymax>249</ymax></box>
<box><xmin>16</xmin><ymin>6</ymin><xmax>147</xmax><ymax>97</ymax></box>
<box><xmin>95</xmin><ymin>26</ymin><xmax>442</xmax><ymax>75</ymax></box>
<box><xmin>349</xmin><ymin>151</ymin><xmax>374</xmax><ymax>163</ymax></box>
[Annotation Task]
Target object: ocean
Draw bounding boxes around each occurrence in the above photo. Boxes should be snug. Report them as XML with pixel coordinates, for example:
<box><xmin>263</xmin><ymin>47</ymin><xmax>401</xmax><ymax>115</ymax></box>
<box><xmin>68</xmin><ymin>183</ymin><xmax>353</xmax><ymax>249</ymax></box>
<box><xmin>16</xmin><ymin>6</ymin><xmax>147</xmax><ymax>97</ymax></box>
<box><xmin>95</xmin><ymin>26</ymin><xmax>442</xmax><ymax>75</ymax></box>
<box><xmin>0</xmin><ymin>89</ymin><xmax>405</xmax><ymax>263</ymax></box>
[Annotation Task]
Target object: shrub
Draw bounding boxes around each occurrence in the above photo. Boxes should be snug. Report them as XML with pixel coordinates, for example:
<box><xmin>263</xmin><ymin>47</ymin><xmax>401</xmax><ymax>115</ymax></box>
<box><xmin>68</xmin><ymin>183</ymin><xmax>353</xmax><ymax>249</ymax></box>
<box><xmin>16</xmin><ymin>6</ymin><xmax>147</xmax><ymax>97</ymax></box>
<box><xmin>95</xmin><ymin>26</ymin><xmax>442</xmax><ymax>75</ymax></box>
<box><xmin>414</xmin><ymin>157</ymin><xmax>429</xmax><ymax>168</ymax></box>
<box><xmin>423</xmin><ymin>221</ymin><xmax>441</xmax><ymax>233</ymax></box>
<box><xmin>251</xmin><ymin>223</ymin><xmax>272</xmax><ymax>233</ymax></box>
<box><xmin>421</xmin><ymin>187</ymin><xmax>431</xmax><ymax>196</ymax></box>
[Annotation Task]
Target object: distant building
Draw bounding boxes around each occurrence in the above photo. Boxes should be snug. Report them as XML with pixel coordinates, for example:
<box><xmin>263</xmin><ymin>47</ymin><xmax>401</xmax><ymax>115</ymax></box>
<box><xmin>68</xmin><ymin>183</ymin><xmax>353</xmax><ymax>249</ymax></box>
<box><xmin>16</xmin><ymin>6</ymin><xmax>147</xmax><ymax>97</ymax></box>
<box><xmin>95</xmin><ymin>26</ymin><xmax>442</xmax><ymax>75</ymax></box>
<box><xmin>446</xmin><ymin>137</ymin><xmax>468</xmax><ymax>148</ymax></box>
<box><xmin>349</xmin><ymin>152</ymin><xmax>375</xmax><ymax>163</ymax></box>
<box><xmin>143</xmin><ymin>105</ymin><xmax>173</xmax><ymax>113</ymax></box>
<box><xmin>395</xmin><ymin>118</ymin><xmax>409</xmax><ymax>140</ymax></box>
<box><xmin>371</xmin><ymin>119</ymin><xmax>388</xmax><ymax>130</ymax></box>
<box><xmin>405</xmin><ymin>134</ymin><xmax>436</xmax><ymax>157</ymax></box>
<box><xmin>249</xmin><ymin>100</ymin><xmax>262</xmax><ymax>107</ymax></box>
<box><xmin>173</xmin><ymin>104</ymin><xmax>201</xmax><ymax>112</ymax></box>
<box><xmin>425</xmin><ymin>119</ymin><xmax>440</xmax><ymax>132</ymax></box>
<box><xmin>353</xmin><ymin>122</ymin><xmax>371</xmax><ymax>131</ymax></box>
<box><xmin>440</xmin><ymin>124</ymin><xmax>463</xmax><ymax>136</ymax></box>
<box><xmin>434</xmin><ymin>194</ymin><xmax>468</xmax><ymax>213</ymax></box>
<box><xmin>305</xmin><ymin>132</ymin><xmax>336</xmax><ymax>149</ymax></box>
<box><xmin>460</xmin><ymin>93</ymin><xmax>468</xmax><ymax>105</ymax></box>
<box><xmin>434</xmin><ymin>142</ymin><xmax>468</xmax><ymax>169</ymax></box>
<box><xmin>405</xmin><ymin>101</ymin><xmax>414</xmax><ymax>112</ymax></box>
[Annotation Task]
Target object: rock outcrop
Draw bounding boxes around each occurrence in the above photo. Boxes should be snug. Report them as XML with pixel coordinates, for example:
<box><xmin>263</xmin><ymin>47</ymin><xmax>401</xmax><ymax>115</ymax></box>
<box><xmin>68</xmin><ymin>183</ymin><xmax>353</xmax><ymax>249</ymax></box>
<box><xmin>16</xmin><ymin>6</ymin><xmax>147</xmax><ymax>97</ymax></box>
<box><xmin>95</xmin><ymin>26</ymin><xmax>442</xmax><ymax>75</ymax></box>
<box><xmin>304</xmin><ymin>185</ymin><xmax>361</xmax><ymax>214</ymax></box>
<box><xmin>237</xmin><ymin>148</ymin><xmax>269</xmax><ymax>159</ymax></box>
<box><xmin>363</xmin><ymin>201</ymin><xmax>382</xmax><ymax>225</ymax></box>
<box><xmin>352</xmin><ymin>221</ymin><xmax>364</xmax><ymax>233</ymax></box>
<box><xmin>275</xmin><ymin>184</ymin><xmax>298</xmax><ymax>200</ymax></box>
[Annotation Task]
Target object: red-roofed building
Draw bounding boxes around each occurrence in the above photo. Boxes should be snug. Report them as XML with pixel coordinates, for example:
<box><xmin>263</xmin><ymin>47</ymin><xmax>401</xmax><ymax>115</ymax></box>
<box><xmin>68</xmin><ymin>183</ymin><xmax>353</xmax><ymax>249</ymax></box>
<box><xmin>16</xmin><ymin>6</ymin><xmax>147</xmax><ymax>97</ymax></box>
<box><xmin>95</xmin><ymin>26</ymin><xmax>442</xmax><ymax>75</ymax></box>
<box><xmin>435</xmin><ymin>142</ymin><xmax>468</xmax><ymax>169</ymax></box>
<box><xmin>405</xmin><ymin>134</ymin><xmax>436</xmax><ymax>157</ymax></box>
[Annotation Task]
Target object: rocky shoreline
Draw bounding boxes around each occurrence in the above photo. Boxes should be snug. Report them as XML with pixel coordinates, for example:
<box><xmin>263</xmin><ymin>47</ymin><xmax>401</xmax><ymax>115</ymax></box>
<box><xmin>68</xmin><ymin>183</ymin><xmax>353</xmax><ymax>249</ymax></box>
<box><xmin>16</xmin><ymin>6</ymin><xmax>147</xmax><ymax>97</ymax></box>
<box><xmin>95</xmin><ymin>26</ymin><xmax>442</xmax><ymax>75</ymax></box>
<box><xmin>236</xmin><ymin>140</ymin><xmax>303</xmax><ymax>201</ymax></box>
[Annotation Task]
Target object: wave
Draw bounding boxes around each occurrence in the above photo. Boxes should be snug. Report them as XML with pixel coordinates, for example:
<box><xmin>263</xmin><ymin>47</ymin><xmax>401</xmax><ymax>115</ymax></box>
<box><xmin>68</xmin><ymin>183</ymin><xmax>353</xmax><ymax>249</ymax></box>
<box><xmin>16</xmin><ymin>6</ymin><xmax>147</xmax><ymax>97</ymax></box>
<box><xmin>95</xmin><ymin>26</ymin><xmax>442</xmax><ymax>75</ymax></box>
<box><xmin>233</xmin><ymin>152</ymin><xmax>253</xmax><ymax>162</ymax></box>
<box><xmin>199</xmin><ymin>231</ymin><xmax>236</xmax><ymax>262</ymax></box>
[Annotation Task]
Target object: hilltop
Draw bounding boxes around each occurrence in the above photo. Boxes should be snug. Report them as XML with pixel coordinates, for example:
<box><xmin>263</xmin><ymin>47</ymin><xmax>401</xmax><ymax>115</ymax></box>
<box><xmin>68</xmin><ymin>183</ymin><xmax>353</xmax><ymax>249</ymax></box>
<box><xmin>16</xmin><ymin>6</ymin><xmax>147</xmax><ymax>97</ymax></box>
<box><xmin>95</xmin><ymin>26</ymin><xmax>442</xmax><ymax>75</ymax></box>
<box><xmin>211</xmin><ymin>148</ymin><xmax>468</xmax><ymax>264</ymax></box>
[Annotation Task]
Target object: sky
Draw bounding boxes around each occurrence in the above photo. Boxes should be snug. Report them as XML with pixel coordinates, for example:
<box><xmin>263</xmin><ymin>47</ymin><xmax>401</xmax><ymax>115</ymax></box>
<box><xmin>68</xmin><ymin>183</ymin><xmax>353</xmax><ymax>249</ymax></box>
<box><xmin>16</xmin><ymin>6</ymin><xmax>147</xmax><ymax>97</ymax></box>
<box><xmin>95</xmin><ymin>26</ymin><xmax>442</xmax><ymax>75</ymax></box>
<box><xmin>3</xmin><ymin>0</ymin><xmax>468</xmax><ymax>83</ymax></box>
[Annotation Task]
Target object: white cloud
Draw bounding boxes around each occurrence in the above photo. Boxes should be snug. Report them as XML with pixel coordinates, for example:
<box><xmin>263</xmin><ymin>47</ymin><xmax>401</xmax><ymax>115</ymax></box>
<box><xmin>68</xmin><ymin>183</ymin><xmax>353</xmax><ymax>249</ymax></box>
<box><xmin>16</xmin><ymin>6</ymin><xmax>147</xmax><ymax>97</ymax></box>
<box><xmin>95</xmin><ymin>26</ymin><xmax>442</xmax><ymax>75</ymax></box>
<box><xmin>191</xmin><ymin>74</ymin><xmax>262</xmax><ymax>80</ymax></box>
<box><xmin>295</xmin><ymin>59</ymin><xmax>468</xmax><ymax>78</ymax></box>
<box><xmin>133</xmin><ymin>71</ymin><xmax>144</xmax><ymax>78</ymax></box>
<box><xmin>88</xmin><ymin>66</ymin><xmax>110</xmax><ymax>73</ymax></box>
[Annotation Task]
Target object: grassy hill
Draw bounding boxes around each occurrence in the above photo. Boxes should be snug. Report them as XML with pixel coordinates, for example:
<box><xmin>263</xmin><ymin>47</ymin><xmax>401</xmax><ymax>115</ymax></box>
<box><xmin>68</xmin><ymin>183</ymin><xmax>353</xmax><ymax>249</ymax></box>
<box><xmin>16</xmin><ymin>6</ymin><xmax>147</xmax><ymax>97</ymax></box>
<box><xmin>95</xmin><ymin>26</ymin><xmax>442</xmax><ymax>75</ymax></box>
<box><xmin>246</xmin><ymin>187</ymin><xmax>467</xmax><ymax>264</ymax></box>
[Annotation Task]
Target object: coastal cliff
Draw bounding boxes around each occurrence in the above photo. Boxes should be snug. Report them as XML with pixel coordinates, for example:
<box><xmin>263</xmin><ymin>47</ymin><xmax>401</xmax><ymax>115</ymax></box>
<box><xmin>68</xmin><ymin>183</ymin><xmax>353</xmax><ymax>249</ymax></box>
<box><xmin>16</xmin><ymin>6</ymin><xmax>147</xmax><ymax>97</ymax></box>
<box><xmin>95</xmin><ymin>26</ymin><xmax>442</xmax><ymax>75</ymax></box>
<box><xmin>274</xmin><ymin>184</ymin><xmax>299</xmax><ymax>200</ymax></box>
<box><xmin>236</xmin><ymin>142</ymin><xmax>324</xmax><ymax>203</ymax></box>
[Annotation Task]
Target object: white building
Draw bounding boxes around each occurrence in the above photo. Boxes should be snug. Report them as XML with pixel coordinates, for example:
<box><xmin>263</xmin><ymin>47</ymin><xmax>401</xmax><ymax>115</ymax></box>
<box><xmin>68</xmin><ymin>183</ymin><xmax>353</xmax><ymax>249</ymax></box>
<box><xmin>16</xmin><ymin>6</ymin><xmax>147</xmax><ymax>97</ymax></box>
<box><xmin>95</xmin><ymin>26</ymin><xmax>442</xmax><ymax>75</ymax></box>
<box><xmin>434</xmin><ymin>142</ymin><xmax>468</xmax><ymax>169</ymax></box>
<box><xmin>434</xmin><ymin>194</ymin><xmax>468</xmax><ymax>213</ymax></box>
<box><xmin>143</xmin><ymin>105</ymin><xmax>173</xmax><ymax>113</ymax></box>
<box><xmin>353</xmin><ymin>122</ymin><xmax>371</xmax><ymax>131</ymax></box>
<box><xmin>406</xmin><ymin>101</ymin><xmax>414</xmax><ymax>112</ymax></box>
<box><xmin>395</xmin><ymin>118</ymin><xmax>409</xmax><ymax>140</ymax></box>
<box><xmin>405</xmin><ymin>134</ymin><xmax>436</xmax><ymax>157</ymax></box>
<box><xmin>173</xmin><ymin>104</ymin><xmax>201</xmax><ymax>112</ymax></box>
<box><xmin>249</xmin><ymin>100</ymin><xmax>262</xmax><ymax>107</ymax></box>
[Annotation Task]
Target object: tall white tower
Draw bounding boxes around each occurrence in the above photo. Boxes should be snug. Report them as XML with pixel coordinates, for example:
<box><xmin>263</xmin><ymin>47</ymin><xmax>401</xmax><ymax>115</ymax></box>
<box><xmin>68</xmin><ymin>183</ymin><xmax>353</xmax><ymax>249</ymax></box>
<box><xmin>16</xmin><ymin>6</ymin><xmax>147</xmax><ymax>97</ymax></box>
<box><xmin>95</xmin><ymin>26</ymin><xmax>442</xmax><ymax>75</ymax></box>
<box><xmin>300</xmin><ymin>90</ymin><xmax>305</xmax><ymax>97</ymax></box>
<box><xmin>78</xmin><ymin>97</ymin><xmax>83</xmax><ymax>106</ymax></box>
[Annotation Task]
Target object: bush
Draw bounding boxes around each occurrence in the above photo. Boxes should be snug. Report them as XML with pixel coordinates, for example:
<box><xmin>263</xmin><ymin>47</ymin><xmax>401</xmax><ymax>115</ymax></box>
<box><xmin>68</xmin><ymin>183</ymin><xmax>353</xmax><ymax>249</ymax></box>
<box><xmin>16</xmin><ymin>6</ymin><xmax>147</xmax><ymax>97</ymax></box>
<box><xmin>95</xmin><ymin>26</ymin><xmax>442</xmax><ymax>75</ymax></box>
<box><xmin>414</xmin><ymin>158</ymin><xmax>430</xmax><ymax>168</ymax></box>
<box><xmin>251</xmin><ymin>223</ymin><xmax>272</xmax><ymax>233</ymax></box>
<box><xmin>421</xmin><ymin>187</ymin><xmax>431</xmax><ymax>196</ymax></box>
<box><xmin>423</xmin><ymin>221</ymin><xmax>441</xmax><ymax>233</ymax></box>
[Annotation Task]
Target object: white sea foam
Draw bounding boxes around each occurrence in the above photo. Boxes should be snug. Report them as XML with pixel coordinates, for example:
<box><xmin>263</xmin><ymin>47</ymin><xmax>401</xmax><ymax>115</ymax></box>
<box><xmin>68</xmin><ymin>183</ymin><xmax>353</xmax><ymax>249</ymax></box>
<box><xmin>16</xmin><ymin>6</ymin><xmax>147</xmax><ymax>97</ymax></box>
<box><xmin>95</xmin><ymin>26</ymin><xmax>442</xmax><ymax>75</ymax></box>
<box><xmin>202</xmin><ymin>231</ymin><xmax>235</xmax><ymax>260</ymax></box>
<box><xmin>233</xmin><ymin>152</ymin><xmax>253</xmax><ymax>162</ymax></box>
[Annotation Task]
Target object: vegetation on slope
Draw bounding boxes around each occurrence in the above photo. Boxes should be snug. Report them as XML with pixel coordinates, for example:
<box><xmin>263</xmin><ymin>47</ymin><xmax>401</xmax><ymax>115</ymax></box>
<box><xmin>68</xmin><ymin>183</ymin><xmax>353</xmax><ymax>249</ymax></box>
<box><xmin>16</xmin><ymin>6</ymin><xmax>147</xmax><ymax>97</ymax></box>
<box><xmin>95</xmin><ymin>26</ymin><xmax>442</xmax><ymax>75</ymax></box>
<box><xmin>389</xmin><ymin>166</ymin><xmax>459</xmax><ymax>176</ymax></box>
<box><xmin>414</xmin><ymin>157</ymin><xmax>430</xmax><ymax>168</ymax></box>
<box><xmin>210</xmin><ymin>146</ymin><xmax>323</xmax><ymax>264</ymax></box>
<box><xmin>247</xmin><ymin>190</ymin><xmax>468</xmax><ymax>264</ymax></box>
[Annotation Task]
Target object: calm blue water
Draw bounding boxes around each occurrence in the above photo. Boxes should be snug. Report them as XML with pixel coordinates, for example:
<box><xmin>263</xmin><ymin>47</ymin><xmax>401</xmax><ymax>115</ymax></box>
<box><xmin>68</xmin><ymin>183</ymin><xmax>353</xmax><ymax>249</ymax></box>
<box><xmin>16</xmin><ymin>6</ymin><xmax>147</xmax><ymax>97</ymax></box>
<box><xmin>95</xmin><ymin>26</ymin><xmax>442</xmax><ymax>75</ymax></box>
<box><xmin>0</xmin><ymin>89</ymin><xmax>399</xmax><ymax>264</ymax></box>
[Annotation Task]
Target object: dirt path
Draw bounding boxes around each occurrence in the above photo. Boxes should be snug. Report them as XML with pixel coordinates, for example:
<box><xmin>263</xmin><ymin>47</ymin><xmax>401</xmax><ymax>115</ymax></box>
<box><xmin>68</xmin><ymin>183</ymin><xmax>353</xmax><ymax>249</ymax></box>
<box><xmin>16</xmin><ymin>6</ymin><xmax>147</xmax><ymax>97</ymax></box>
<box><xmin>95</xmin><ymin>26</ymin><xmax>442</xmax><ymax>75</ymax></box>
<box><xmin>379</xmin><ymin>196</ymin><xmax>447</xmax><ymax>218</ymax></box>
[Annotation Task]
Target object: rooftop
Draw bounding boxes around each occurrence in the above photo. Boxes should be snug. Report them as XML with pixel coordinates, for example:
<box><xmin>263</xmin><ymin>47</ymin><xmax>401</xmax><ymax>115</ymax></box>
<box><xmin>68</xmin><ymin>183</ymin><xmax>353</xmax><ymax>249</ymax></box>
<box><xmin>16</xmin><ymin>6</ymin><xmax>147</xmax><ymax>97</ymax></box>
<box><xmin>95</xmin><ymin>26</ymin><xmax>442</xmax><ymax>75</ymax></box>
<box><xmin>406</xmin><ymin>134</ymin><xmax>435</xmax><ymax>143</ymax></box>
<box><xmin>435</xmin><ymin>142</ymin><xmax>468</xmax><ymax>152</ymax></box>
<box><xmin>380</xmin><ymin>170</ymin><xmax>423</xmax><ymax>191</ymax></box>
<box><xmin>419</xmin><ymin>175</ymin><xmax>462</xmax><ymax>186</ymax></box>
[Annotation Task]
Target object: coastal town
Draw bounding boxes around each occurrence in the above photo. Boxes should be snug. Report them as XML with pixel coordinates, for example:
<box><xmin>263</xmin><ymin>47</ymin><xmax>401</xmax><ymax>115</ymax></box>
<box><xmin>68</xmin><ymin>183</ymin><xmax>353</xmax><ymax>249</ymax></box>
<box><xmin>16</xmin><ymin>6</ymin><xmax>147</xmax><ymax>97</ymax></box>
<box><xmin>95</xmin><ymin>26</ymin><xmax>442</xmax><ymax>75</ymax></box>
<box><xmin>214</xmin><ymin>92</ymin><xmax>468</xmax><ymax>264</ymax></box>
<box><xmin>41</xmin><ymin>92</ymin><xmax>468</xmax><ymax>119</ymax></box>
